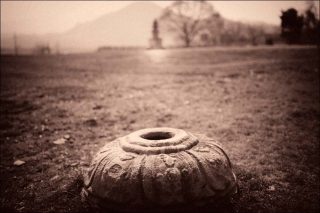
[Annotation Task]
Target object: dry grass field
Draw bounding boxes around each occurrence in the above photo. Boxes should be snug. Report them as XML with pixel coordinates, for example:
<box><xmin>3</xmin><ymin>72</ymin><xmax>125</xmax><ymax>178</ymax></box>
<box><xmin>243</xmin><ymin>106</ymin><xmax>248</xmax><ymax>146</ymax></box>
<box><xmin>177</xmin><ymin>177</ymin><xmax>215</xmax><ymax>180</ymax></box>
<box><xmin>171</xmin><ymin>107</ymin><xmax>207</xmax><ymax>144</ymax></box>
<box><xmin>0</xmin><ymin>46</ymin><xmax>319</xmax><ymax>213</ymax></box>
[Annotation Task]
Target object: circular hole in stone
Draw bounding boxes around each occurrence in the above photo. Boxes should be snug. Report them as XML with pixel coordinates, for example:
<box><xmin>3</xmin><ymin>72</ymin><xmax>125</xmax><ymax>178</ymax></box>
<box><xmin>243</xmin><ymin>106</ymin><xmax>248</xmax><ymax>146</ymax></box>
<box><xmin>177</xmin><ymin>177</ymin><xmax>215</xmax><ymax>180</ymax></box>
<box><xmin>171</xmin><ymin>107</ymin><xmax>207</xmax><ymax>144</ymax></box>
<box><xmin>141</xmin><ymin>131</ymin><xmax>174</xmax><ymax>140</ymax></box>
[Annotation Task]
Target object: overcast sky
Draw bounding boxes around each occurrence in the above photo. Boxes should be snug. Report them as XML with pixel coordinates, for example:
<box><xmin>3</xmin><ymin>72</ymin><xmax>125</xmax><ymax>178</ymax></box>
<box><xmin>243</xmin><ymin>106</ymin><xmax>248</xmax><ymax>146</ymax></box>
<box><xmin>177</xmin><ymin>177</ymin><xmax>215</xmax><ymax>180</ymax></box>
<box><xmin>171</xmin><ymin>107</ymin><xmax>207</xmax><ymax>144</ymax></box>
<box><xmin>1</xmin><ymin>1</ymin><xmax>319</xmax><ymax>35</ymax></box>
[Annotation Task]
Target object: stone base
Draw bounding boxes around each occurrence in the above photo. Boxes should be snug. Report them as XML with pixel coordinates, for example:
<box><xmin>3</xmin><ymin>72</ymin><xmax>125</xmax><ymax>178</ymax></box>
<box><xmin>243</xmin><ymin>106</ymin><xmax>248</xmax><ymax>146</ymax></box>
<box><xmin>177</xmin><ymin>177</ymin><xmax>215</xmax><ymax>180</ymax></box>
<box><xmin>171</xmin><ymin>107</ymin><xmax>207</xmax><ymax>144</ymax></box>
<box><xmin>82</xmin><ymin>127</ymin><xmax>238</xmax><ymax>212</ymax></box>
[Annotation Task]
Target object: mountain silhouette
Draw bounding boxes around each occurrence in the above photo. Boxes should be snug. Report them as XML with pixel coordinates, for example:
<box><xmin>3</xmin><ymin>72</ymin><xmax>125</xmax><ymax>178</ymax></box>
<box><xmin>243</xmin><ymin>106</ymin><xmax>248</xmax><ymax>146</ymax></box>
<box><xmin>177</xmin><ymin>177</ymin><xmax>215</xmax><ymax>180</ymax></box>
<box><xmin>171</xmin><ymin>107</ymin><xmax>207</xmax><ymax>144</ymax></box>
<box><xmin>59</xmin><ymin>2</ymin><xmax>162</xmax><ymax>51</ymax></box>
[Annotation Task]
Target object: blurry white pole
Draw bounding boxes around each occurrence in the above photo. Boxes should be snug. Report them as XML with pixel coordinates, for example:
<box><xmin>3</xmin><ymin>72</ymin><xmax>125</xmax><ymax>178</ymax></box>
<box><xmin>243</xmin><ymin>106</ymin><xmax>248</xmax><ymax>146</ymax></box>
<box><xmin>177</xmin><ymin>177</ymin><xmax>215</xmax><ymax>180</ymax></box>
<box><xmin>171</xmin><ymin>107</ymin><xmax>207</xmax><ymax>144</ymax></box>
<box><xmin>14</xmin><ymin>33</ymin><xmax>18</xmax><ymax>55</ymax></box>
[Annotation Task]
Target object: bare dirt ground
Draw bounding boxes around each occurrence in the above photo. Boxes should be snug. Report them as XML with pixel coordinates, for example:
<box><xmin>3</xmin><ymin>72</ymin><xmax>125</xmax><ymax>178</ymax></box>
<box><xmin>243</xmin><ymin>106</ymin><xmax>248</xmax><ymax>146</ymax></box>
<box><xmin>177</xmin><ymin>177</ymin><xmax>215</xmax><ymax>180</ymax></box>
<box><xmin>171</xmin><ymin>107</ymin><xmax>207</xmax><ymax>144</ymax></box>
<box><xmin>0</xmin><ymin>46</ymin><xmax>319</xmax><ymax>213</ymax></box>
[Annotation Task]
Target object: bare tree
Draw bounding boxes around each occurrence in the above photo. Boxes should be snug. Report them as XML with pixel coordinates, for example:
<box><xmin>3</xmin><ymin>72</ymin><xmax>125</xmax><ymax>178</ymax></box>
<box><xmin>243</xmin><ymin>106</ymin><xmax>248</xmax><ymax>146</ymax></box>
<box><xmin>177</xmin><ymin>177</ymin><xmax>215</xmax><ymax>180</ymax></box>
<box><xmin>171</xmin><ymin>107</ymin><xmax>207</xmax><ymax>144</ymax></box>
<box><xmin>160</xmin><ymin>1</ymin><xmax>215</xmax><ymax>47</ymax></box>
<box><xmin>247</xmin><ymin>24</ymin><xmax>265</xmax><ymax>45</ymax></box>
<box><xmin>205</xmin><ymin>13</ymin><xmax>224</xmax><ymax>45</ymax></box>
<box><xmin>305</xmin><ymin>0</ymin><xmax>318</xmax><ymax>19</ymax></box>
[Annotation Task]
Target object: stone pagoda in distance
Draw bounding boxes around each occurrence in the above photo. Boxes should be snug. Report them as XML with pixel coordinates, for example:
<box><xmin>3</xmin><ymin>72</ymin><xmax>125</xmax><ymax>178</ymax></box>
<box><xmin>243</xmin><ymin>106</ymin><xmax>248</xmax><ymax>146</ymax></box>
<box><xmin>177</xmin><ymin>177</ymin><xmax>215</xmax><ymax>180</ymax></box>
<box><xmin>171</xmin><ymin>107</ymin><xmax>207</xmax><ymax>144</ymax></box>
<box><xmin>149</xmin><ymin>19</ymin><xmax>163</xmax><ymax>49</ymax></box>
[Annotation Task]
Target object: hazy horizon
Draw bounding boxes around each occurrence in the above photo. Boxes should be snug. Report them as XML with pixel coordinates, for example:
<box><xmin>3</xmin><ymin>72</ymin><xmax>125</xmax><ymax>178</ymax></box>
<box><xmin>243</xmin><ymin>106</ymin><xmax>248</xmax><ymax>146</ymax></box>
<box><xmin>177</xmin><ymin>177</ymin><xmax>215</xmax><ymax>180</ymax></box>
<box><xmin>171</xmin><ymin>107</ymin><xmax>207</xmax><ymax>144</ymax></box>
<box><xmin>1</xmin><ymin>1</ymin><xmax>319</xmax><ymax>36</ymax></box>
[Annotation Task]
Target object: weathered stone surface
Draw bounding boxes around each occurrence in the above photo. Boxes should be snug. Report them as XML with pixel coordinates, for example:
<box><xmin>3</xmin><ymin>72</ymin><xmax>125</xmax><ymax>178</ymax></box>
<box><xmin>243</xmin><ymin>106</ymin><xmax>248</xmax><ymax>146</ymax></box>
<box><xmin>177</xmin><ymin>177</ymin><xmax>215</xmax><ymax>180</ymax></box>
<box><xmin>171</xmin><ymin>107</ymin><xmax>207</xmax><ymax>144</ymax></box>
<box><xmin>82</xmin><ymin>127</ymin><xmax>237</xmax><ymax>212</ymax></box>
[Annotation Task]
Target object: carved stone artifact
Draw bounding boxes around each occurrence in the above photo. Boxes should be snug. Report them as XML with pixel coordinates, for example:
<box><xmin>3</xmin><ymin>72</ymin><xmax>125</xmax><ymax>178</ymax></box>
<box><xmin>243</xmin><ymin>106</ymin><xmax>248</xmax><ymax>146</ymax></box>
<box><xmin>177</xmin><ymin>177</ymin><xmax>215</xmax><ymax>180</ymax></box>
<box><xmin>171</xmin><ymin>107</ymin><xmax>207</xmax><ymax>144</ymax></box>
<box><xmin>82</xmin><ymin>127</ymin><xmax>237</xmax><ymax>212</ymax></box>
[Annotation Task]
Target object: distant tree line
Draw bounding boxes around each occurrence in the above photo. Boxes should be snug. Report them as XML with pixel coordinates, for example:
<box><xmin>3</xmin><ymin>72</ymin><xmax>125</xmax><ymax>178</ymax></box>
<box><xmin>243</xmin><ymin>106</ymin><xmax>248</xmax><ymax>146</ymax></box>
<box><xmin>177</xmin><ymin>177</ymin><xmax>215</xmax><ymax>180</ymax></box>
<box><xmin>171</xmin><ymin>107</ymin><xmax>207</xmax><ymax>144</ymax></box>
<box><xmin>159</xmin><ymin>1</ymin><xmax>318</xmax><ymax>47</ymax></box>
<box><xmin>199</xmin><ymin>17</ymin><xmax>274</xmax><ymax>46</ymax></box>
<box><xmin>280</xmin><ymin>2</ymin><xmax>319</xmax><ymax>44</ymax></box>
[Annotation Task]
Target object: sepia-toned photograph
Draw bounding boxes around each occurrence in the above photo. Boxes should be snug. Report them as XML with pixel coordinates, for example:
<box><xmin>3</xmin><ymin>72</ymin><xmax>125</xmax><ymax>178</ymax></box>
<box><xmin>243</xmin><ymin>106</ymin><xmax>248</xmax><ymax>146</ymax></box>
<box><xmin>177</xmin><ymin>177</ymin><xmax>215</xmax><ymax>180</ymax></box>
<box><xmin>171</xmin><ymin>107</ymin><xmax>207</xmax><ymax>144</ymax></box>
<box><xmin>0</xmin><ymin>1</ymin><xmax>319</xmax><ymax>213</ymax></box>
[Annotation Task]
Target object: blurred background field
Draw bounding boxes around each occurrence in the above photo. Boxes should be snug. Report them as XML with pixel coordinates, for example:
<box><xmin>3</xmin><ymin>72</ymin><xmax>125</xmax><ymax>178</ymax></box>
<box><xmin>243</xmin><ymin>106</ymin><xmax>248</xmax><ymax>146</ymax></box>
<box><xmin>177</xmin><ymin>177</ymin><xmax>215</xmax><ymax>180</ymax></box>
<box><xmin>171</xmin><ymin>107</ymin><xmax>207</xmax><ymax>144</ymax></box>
<box><xmin>0</xmin><ymin>46</ymin><xmax>319</xmax><ymax>212</ymax></box>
